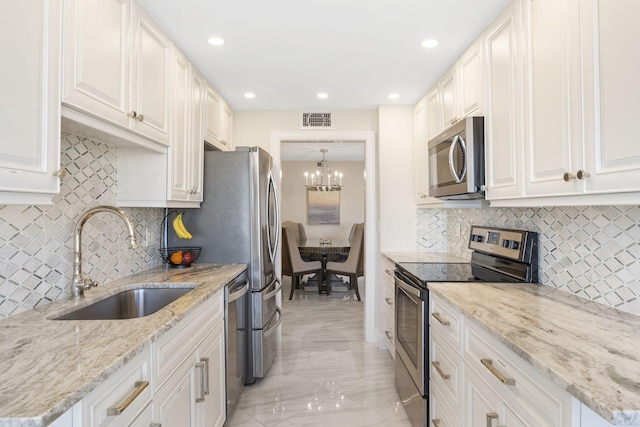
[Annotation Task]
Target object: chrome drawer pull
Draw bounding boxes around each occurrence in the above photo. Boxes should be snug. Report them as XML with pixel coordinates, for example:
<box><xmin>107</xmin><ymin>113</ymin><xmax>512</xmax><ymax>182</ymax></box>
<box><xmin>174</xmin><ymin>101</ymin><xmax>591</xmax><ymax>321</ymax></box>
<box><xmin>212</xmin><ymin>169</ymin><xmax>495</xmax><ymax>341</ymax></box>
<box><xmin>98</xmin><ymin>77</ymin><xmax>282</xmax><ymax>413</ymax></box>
<box><xmin>481</xmin><ymin>359</ymin><xmax>516</xmax><ymax>385</ymax></box>
<box><xmin>107</xmin><ymin>380</ymin><xmax>149</xmax><ymax>416</ymax></box>
<box><xmin>385</xmin><ymin>330</ymin><xmax>393</xmax><ymax>340</ymax></box>
<box><xmin>385</xmin><ymin>297</ymin><xmax>393</xmax><ymax>306</ymax></box>
<box><xmin>432</xmin><ymin>312</ymin><xmax>450</xmax><ymax>326</ymax></box>
<box><xmin>432</xmin><ymin>361</ymin><xmax>450</xmax><ymax>380</ymax></box>
<box><xmin>201</xmin><ymin>357</ymin><xmax>210</xmax><ymax>395</ymax></box>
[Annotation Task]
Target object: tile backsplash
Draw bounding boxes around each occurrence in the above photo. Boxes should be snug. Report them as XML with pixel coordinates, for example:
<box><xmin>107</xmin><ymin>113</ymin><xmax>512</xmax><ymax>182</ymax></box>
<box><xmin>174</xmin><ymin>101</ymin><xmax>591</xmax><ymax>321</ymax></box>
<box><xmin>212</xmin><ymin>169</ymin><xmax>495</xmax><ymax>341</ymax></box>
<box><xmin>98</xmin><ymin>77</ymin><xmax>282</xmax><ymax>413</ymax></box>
<box><xmin>0</xmin><ymin>133</ymin><xmax>164</xmax><ymax>318</ymax></box>
<box><xmin>417</xmin><ymin>205</ymin><xmax>640</xmax><ymax>316</ymax></box>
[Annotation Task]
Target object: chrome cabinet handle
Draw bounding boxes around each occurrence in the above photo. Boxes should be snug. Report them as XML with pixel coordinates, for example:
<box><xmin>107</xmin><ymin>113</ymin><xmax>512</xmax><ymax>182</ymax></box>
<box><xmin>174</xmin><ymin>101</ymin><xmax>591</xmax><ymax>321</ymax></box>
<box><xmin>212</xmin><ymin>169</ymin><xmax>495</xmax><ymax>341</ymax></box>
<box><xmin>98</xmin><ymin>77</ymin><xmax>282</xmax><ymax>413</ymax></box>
<box><xmin>195</xmin><ymin>362</ymin><xmax>206</xmax><ymax>402</ymax></box>
<box><xmin>150</xmin><ymin>424</ymin><xmax>162</xmax><ymax>427</ymax></box>
<box><xmin>107</xmin><ymin>381</ymin><xmax>149</xmax><ymax>416</ymax></box>
<box><xmin>385</xmin><ymin>330</ymin><xmax>393</xmax><ymax>340</ymax></box>
<box><xmin>577</xmin><ymin>169</ymin><xmax>591</xmax><ymax>179</ymax></box>
<box><xmin>431</xmin><ymin>312</ymin><xmax>450</xmax><ymax>326</ymax></box>
<box><xmin>385</xmin><ymin>269</ymin><xmax>392</xmax><ymax>275</ymax></box>
<box><xmin>481</xmin><ymin>359</ymin><xmax>516</xmax><ymax>385</ymax></box>
<box><xmin>385</xmin><ymin>297</ymin><xmax>393</xmax><ymax>306</ymax></box>
<box><xmin>432</xmin><ymin>419</ymin><xmax>441</xmax><ymax>427</ymax></box>
<box><xmin>563</xmin><ymin>171</ymin><xmax>576</xmax><ymax>181</ymax></box>
<box><xmin>201</xmin><ymin>357</ymin><xmax>210</xmax><ymax>395</ymax></box>
<box><xmin>486</xmin><ymin>412</ymin><xmax>499</xmax><ymax>427</ymax></box>
<box><xmin>432</xmin><ymin>361</ymin><xmax>451</xmax><ymax>380</ymax></box>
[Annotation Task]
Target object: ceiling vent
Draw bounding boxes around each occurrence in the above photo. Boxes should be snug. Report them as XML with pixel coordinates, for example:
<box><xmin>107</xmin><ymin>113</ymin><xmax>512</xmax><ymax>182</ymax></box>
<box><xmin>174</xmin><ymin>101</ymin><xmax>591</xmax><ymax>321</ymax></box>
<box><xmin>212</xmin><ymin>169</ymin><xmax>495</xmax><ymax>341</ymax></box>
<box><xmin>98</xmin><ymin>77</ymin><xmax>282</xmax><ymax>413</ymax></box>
<box><xmin>301</xmin><ymin>112</ymin><xmax>333</xmax><ymax>129</ymax></box>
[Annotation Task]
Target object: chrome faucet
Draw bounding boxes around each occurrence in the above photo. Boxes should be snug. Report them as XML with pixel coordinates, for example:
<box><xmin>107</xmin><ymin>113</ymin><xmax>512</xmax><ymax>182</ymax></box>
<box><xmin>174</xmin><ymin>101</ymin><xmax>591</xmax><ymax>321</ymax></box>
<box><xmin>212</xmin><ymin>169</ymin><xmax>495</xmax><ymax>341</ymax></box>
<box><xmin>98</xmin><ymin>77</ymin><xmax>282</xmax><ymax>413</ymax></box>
<box><xmin>70</xmin><ymin>205</ymin><xmax>139</xmax><ymax>299</ymax></box>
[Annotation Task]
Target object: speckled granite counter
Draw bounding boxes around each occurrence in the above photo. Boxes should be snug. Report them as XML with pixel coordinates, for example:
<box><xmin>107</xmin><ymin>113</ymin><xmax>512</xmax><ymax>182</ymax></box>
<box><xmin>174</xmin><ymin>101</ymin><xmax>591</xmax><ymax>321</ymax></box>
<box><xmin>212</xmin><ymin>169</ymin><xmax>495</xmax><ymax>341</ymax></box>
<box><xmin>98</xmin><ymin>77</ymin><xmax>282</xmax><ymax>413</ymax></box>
<box><xmin>428</xmin><ymin>281</ymin><xmax>640</xmax><ymax>425</ymax></box>
<box><xmin>382</xmin><ymin>251</ymin><xmax>469</xmax><ymax>264</ymax></box>
<box><xmin>0</xmin><ymin>263</ymin><xmax>247</xmax><ymax>427</ymax></box>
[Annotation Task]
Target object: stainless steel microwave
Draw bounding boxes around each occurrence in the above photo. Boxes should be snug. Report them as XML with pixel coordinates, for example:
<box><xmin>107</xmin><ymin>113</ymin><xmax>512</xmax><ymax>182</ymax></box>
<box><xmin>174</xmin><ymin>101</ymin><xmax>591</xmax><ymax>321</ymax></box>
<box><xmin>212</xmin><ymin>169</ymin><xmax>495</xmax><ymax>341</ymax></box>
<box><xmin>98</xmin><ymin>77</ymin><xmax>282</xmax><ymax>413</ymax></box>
<box><xmin>428</xmin><ymin>116</ymin><xmax>485</xmax><ymax>200</ymax></box>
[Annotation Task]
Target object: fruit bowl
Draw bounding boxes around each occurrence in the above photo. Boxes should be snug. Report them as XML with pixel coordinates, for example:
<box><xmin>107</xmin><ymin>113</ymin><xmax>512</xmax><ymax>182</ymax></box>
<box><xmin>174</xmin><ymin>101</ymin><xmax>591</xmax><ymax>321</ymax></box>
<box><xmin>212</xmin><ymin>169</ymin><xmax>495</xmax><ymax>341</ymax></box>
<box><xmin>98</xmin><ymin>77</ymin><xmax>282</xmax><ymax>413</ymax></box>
<box><xmin>160</xmin><ymin>247</ymin><xmax>202</xmax><ymax>268</ymax></box>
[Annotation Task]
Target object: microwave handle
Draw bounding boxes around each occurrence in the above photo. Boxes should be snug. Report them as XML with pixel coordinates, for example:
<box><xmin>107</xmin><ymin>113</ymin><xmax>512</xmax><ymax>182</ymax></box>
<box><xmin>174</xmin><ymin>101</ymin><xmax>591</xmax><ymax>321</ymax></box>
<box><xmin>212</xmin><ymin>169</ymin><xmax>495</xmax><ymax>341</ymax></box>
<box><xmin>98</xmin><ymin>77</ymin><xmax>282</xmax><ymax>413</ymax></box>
<box><xmin>448</xmin><ymin>135</ymin><xmax>467</xmax><ymax>183</ymax></box>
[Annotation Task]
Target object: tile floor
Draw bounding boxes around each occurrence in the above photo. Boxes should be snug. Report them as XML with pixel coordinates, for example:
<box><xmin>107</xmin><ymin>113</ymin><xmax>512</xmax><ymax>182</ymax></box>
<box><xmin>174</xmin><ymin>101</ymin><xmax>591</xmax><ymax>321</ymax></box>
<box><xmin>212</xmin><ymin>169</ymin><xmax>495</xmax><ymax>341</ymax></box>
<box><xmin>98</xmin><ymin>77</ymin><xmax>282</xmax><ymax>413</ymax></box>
<box><xmin>225</xmin><ymin>277</ymin><xmax>412</xmax><ymax>427</ymax></box>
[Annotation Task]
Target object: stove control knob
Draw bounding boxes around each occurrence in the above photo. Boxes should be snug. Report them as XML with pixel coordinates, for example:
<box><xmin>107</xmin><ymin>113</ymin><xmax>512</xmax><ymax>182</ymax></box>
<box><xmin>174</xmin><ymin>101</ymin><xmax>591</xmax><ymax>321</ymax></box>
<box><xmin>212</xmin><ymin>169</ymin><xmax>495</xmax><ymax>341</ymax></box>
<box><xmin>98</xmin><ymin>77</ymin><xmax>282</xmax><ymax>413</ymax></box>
<box><xmin>510</xmin><ymin>241</ymin><xmax>520</xmax><ymax>250</ymax></box>
<box><xmin>502</xmin><ymin>239</ymin><xmax>510</xmax><ymax>248</ymax></box>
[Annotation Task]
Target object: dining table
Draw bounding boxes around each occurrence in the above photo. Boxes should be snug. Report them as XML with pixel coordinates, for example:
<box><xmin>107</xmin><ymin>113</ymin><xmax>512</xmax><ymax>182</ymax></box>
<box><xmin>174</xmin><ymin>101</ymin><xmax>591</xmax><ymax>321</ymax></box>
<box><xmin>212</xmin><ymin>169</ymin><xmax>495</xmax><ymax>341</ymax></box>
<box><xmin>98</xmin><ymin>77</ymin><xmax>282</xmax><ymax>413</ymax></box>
<box><xmin>298</xmin><ymin>238</ymin><xmax>350</xmax><ymax>294</ymax></box>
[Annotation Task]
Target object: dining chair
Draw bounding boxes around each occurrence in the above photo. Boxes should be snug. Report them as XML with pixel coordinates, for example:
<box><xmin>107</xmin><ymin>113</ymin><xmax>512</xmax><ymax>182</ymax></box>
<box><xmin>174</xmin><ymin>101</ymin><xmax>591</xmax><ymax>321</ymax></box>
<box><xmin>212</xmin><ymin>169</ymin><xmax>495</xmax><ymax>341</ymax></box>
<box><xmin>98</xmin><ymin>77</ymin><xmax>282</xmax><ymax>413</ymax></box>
<box><xmin>325</xmin><ymin>224</ymin><xmax>364</xmax><ymax>301</ymax></box>
<box><xmin>282</xmin><ymin>226</ymin><xmax>323</xmax><ymax>300</ymax></box>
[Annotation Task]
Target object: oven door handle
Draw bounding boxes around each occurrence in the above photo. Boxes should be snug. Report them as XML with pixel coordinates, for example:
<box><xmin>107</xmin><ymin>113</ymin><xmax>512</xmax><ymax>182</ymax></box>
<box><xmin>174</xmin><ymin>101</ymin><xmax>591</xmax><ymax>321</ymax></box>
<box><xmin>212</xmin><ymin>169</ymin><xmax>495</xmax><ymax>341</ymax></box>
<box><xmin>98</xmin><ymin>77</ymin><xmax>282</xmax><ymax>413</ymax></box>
<box><xmin>395</xmin><ymin>275</ymin><xmax>422</xmax><ymax>298</ymax></box>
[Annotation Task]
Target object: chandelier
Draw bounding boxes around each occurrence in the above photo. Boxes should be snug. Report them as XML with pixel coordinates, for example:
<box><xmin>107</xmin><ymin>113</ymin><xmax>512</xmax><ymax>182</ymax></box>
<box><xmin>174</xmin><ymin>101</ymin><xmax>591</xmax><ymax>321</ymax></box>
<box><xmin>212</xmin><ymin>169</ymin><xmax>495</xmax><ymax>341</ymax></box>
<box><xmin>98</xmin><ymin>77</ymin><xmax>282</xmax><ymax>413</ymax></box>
<box><xmin>304</xmin><ymin>149</ymin><xmax>343</xmax><ymax>191</ymax></box>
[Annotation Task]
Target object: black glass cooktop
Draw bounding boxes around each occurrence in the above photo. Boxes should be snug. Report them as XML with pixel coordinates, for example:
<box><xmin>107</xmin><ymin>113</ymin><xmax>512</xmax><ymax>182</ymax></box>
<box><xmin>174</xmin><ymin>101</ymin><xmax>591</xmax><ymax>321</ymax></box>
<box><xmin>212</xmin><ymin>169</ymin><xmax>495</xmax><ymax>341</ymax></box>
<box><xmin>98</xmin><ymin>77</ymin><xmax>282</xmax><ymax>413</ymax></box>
<box><xmin>396</xmin><ymin>262</ymin><xmax>476</xmax><ymax>284</ymax></box>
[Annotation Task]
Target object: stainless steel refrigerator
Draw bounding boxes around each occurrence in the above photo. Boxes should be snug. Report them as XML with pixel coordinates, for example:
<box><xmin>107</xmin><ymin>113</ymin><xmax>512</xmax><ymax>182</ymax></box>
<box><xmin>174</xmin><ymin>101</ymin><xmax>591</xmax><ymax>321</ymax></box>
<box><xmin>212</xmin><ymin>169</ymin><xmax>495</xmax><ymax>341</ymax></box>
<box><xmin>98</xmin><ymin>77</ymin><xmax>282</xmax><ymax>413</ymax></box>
<box><xmin>169</xmin><ymin>146</ymin><xmax>281</xmax><ymax>385</ymax></box>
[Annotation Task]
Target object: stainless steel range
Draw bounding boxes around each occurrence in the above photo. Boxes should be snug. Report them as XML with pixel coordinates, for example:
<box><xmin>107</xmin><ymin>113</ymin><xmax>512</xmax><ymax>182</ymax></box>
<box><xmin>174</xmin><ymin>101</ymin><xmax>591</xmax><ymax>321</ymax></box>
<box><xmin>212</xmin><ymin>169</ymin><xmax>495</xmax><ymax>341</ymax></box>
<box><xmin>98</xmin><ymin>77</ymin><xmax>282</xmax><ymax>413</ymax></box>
<box><xmin>394</xmin><ymin>225</ymin><xmax>539</xmax><ymax>427</ymax></box>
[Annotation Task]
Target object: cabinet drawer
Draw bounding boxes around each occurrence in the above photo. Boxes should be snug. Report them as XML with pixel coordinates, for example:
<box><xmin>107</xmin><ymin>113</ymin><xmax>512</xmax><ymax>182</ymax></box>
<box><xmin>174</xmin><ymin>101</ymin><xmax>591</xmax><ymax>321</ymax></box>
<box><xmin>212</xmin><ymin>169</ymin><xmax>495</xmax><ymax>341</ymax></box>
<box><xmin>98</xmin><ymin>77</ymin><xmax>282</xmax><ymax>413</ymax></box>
<box><xmin>429</xmin><ymin>294</ymin><xmax>463</xmax><ymax>351</ymax></box>
<box><xmin>82</xmin><ymin>348</ymin><xmax>152</xmax><ymax>427</ymax></box>
<box><xmin>430</xmin><ymin>330</ymin><xmax>463</xmax><ymax>419</ymax></box>
<box><xmin>153</xmin><ymin>290</ymin><xmax>223</xmax><ymax>389</ymax></box>
<box><xmin>464</xmin><ymin>320</ymin><xmax>572</xmax><ymax>426</ymax></box>
<box><xmin>430</xmin><ymin>380</ymin><xmax>462</xmax><ymax>427</ymax></box>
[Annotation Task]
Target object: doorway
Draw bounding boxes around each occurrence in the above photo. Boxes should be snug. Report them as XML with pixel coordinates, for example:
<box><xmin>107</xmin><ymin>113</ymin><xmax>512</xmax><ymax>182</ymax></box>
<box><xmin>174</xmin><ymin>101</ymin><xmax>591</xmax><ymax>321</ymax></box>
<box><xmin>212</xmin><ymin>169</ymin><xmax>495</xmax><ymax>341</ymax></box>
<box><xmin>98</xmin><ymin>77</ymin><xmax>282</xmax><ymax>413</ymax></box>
<box><xmin>271</xmin><ymin>131</ymin><xmax>377</xmax><ymax>343</ymax></box>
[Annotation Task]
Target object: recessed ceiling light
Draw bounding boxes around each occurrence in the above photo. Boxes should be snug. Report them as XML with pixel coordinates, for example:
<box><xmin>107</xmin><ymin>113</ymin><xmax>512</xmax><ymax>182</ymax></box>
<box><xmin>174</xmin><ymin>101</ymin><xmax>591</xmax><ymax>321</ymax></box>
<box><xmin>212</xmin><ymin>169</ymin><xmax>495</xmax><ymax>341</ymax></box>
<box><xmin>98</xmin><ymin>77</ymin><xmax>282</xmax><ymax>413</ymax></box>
<box><xmin>388</xmin><ymin>93</ymin><xmax>400</xmax><ymax>100</ymax></box>
<box><xmin>244</xmin><ymin>92</ymin><xmax>256</xmax><ymax>99</ymax></box>
<box><xmin>207</xmin><ymin>37</ymin><xmax>225</xmax><ymax>46</ymax></box>
<box><xmin>317</xmin><ymin>92</ymin><xmax>328</xmax><ymax>99</ymax></box>
<box><xmin>421</xmin><ymin>39</ymin><xmax>439</xmax><ymax>48</ymax></box>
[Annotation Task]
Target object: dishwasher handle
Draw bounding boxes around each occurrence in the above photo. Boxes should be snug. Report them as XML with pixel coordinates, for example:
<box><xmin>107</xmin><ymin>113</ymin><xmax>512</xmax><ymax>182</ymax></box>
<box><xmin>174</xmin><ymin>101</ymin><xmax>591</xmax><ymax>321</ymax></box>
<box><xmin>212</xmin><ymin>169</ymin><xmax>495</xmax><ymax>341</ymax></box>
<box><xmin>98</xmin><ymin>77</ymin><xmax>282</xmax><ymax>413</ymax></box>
<box><xmin>228</xmin><ymin>279</ymin><xmax>249</xmax><ymax>303</ymax></box>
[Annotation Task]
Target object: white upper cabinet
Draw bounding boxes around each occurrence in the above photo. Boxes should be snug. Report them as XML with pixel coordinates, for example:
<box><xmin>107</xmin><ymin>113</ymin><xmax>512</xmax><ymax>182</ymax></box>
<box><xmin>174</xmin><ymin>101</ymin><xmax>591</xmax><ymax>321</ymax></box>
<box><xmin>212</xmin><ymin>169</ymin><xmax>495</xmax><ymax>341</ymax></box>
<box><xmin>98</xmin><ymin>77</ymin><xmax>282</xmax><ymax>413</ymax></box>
<box><xmin>0</xmin><ymin>0</ymin><xmax>62</xmax><ymax>205</ymax></box>
<box><xmin>129</xmin><ymin>4</ymin><xmax>171</xmax><ymax>144</ymax></box>
<box><xmin>581</xmin><ymin>0</ymin><xmax>640</xmax><ymax>195</ymax></box>
<box><xmin>522</xmin><ymin>0</ymin><xmax>583</xmax><ymax>198</ymax></box>
<box><xmin>425</xmin><ymin>86</ymin><xmax>442</xmax><ymax>141</ymax></box>
<box><xmin>439</xmin><ymin>65</ymin><xmax>458</xmax><ymax>129</ymax></box>
<box><xmin>62</xmin><ymin>0</ymin><xmax>170</xmax><ymax>148</ymax></box>
<box><xmin>414</xmin><ymin>96</ymin><xmax>442</xmax><ymax>206</ymax></box>
<box><xmin>205</xmin><ymin>84</ymin><xmax>234</xmax><ymax>151</ymax></box>
<box><xmin>483</xmin><ymin>0</ymin><xmax>525</xmax><ymax>201</ymax></box>
<box><xmin>458</xmin><ymin>38</ymin><xmax>483</xmax><ymax>118</ymax></box>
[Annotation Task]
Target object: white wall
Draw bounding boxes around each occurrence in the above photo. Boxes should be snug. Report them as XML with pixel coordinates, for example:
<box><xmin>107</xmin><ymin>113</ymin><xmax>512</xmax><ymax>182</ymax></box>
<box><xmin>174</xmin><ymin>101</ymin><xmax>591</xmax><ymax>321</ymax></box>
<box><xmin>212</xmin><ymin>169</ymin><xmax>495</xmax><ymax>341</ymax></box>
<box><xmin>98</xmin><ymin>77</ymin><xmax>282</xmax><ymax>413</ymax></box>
<box><xmin>281</xmin><ymin>161</ymin><xmax>365</xmax><ymax>240</ymax></box>
<box><xmin>377</xmin><ymin>105</ymin><xmax>416</xmax><ymax>251</ymax></box>
<box><xmin>234</xmin><ymin>110</ymin><xmax>378</xmax><ymax>154</ymax></box>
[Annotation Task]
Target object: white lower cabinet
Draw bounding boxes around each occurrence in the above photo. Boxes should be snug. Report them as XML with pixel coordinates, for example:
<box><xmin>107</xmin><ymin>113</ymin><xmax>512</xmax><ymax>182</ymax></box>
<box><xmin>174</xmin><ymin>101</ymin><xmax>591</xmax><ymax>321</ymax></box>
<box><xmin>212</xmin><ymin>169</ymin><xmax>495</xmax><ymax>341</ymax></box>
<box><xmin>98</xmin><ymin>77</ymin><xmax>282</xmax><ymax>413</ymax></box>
<box><xmin>430</xmin><ymin>293</ymin><xmax>576</xmax><ymax>427</ymax></box>
<box><xmin>50</xmin><ymin>289</ymin><xmax>225</xmax><ymax>427</ymax></box>
<box><xmin>380</xmin><ymin>255</ymin><xmax>395</xmax><ymax>357</ymax></box>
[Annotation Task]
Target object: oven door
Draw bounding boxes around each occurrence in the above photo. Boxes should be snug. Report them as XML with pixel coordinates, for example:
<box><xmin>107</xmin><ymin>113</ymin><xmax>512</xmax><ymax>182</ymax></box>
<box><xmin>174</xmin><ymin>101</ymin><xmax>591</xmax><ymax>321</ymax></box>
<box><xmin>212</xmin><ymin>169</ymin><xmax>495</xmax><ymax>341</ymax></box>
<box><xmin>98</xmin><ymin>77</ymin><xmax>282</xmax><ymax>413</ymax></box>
<box><xmin>394</xmin><ymin>271</ymin><xmax>426</xmax><ymax>395</ymax></box>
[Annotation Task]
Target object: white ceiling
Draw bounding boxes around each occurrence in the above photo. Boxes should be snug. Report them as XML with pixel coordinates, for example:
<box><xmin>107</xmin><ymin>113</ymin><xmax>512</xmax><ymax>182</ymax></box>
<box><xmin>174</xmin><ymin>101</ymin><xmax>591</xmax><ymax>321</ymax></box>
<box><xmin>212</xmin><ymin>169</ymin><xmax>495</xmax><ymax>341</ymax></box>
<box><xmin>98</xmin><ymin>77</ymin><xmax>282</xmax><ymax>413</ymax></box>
<box><xmin>135</xmin><ymin>0</ymin><xmax>511</xmax><ymax>111</ymax></box>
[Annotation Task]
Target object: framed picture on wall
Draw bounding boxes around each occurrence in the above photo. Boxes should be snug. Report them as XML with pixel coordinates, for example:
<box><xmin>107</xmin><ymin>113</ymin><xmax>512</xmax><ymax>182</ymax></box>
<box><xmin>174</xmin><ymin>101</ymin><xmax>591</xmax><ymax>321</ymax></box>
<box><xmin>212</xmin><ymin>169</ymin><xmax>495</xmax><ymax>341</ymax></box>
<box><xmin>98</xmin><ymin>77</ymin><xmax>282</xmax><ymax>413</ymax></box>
<box><xmin>307</xmin><ymin>191</ymin><xmax>340</xmax><ymax>224</ymax></box>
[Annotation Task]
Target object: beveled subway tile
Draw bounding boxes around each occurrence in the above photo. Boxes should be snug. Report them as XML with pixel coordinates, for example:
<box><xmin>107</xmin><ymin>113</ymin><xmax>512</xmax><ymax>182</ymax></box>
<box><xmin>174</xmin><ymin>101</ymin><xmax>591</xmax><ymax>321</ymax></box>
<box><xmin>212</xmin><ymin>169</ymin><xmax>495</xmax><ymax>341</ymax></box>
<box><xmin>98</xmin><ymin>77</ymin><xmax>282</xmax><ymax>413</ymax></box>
<box><xmin>226</xmin><ymin>277</ymin><xmax>411</xmax><ymax>427</ymax></box>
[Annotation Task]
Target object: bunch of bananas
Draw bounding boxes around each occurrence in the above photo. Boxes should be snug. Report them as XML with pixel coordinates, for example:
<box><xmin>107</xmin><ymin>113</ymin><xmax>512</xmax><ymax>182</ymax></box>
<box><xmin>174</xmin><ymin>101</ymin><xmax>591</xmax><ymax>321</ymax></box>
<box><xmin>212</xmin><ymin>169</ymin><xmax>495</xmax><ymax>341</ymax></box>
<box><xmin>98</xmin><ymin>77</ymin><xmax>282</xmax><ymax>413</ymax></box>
<box><xmin>172</xmin><ymin>212</ymin><xmax>193</xmax><ymax>239</ymax></box>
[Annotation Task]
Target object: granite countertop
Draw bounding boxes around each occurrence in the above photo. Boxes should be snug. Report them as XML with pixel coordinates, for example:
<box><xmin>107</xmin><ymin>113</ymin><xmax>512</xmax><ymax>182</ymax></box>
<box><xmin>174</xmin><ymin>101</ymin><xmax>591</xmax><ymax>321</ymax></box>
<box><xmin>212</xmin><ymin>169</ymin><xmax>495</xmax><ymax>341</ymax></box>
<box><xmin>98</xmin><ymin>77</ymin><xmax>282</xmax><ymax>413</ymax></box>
<box><xmin>0</xmin><ymin>263</ymin><xmax>247</xmax><ymax>427</ymax></box>
<box><xmin>382</xmin><ymin>251</ymin><xmax>469</xmax><ymax>264</ymax></box>
<box><xmin>428</xmin><ymin>281</ymin><xmax>640</xmax><ymax>425</ymax></box>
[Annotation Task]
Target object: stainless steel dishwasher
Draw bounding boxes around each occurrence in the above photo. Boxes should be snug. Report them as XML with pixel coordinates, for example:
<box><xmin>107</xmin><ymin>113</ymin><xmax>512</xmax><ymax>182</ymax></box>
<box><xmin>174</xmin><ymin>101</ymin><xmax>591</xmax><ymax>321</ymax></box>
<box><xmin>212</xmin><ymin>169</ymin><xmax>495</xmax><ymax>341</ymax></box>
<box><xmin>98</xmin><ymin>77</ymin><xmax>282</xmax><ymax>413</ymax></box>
<box><xmin>224</xmin><ymin>273</ymin><xmax>250</xmax><ymax>422</ymax></box>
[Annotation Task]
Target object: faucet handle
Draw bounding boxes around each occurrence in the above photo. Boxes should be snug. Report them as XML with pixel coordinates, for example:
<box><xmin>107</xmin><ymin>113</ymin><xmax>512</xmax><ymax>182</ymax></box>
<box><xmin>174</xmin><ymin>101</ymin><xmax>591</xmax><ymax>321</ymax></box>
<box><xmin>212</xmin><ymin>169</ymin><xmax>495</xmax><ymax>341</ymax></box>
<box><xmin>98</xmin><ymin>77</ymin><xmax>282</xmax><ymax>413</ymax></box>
<box><xmin>82</xmin><ymin>277</ymin><xmax>99</xmax><ymax>289</ymax></box>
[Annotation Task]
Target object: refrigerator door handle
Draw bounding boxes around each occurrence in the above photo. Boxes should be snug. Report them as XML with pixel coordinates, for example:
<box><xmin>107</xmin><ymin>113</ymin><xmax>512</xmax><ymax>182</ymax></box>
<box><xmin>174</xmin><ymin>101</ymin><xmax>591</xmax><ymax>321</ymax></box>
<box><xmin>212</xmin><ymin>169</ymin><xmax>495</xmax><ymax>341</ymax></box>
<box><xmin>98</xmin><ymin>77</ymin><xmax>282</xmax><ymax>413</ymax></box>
<box><xmin>266</xmin><ymin>171</ymin><xmax>280</xmax><ymax>264</ymax></box>
<box><xmin>263</xmin><ymin>307</ymin><xmax>282</xmax><ymax>338</ymax></box>
<box><xmin>263</xmin><ymin>277</ymin><xmax>282</xmax><ymax>300</ymax></box>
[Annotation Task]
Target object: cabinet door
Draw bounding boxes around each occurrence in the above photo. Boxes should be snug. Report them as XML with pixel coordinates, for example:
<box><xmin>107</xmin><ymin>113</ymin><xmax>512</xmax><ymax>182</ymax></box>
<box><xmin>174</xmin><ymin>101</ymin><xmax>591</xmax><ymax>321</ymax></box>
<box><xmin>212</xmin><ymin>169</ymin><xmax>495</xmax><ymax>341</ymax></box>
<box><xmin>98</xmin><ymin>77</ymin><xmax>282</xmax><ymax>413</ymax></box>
<box><xmin>0</xmin><ymin>0</ymin><xmax>61</xmax><ymax>204</ymax></box>
<box><xmin>425</xmin><ymin>87</ymin><xmax>441</xmax><ymax>141</ymax></box>
<box><xmin>459</xmin><ymin>38</ymin><xmax>483</xmax><ymax>118</ymax></box>
<box><xmin>205</xmin><ymin>84</ymin><xmax>221</xmax><ymax>147</ymax></box>
<box><xmin>522</xmin><ymin>0</ymin><xmax>583</xmax><ymax>197</ymax></box>
<box><xmin>130</xmin><ymin>3</ymin><xmax>171</xmax><ymax>144</ymax></box>
<box><xmin>62</xmin><ymin>0</ymin><xmax>130</xmax><ymax>126</ymax></box>
<box><xmin>154</xmin><ymin>359</ymin><xmax>197</xmax><ymax>427</ymax></box>
<box><xmin>219</xmin><ymin>100</ymin><xmax>234</xmax><ymax>151</ymax></box>
<box><xmin>414</xmin><ymin>98</ymin><xmax>429</xmax><ymax>203</ymax></box>
<box><xmin>440</xmin><ymin>66</ymin><xmax>458</xmax><ymax>129</ymax></box>
<box><xmin>189</xmin><ymin>67</ymin><xmax>206</xmax><ymax>202</ymax></box>
<box><xmin>196</xmin><ymin>322</ymin><xmax>226</xmax><ymax>427</ymax></box>
<box><xmin>168</xmin><ymin>46</ymin><xmax>190</xmax><ymax>201</ymax></box>
<box><xmin>483</xmin><ymin>0</ymin><xmax>525</xmax><ymax>200</ymax></box>
<box><xmin>582</xmin><ymin>0</ymin><xmax>640</xmax><ymax>194</ymax></box>
<box><xmin>465</xmin><ymin>367</ymin><xmax>501</xmax><ymax>427</ymax></box>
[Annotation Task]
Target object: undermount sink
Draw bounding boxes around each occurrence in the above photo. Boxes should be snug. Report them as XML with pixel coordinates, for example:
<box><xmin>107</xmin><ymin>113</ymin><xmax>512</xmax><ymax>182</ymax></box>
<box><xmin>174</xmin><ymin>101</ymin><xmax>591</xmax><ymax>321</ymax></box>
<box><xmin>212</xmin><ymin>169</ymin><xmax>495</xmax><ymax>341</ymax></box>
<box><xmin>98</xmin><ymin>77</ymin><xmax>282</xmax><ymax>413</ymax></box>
<box><xmin>54</xmin><ymin>286</ymin><xmax>196</xmax><ymax>320</ymax></box>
